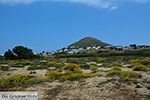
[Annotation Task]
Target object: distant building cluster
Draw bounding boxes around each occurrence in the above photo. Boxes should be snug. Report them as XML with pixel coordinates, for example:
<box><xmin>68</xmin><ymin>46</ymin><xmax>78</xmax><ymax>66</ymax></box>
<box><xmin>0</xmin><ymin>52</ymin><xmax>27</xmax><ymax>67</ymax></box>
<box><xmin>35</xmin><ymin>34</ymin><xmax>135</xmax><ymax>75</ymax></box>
<box><xmin>40</xmin><ymin>44</ymin><xmax>150</xmax><ymax>56</ymax></box>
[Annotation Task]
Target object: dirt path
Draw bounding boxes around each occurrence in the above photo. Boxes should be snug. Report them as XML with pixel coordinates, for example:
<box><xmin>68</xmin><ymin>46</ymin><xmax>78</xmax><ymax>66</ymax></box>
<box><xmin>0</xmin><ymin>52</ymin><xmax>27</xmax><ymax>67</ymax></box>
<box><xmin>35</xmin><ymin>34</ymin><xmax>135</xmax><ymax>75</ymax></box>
<box><xmin>1</xmin><ymin>66</ymin><xmax>47</xmax><ymax>78</ymax></box>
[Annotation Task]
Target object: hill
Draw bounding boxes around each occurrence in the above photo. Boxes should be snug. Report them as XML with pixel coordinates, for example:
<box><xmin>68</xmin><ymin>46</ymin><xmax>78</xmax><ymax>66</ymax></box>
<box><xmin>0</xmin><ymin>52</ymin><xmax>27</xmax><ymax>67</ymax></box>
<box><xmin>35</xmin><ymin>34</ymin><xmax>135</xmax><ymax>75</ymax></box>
<box><xmin>68</xmin><ymin>37</ymin><xmax>110</xmax><ymax>48</ymax></box>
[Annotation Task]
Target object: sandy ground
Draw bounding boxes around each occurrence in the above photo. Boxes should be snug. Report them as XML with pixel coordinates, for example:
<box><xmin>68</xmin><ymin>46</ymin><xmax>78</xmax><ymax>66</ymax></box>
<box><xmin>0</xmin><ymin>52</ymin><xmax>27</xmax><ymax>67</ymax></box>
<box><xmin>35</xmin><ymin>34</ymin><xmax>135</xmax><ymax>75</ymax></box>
<box><xmin>0</xmin><ymin>66</ymin><xmax>47</xmax><ymax>78</ymax></box>
<box><xmin>23</xmin><ymin>76</ymin><xmax>150</xmax><ymax>100</ymax></box>
<box><xmin>1</xmin><ymin>79</ymin><xmax>150</xmax><ymax>100</ymax></box>
<box><xmin>0</xmin><ymin>65</ymin><xmax>150</xmax><ymax>100</ymax></box>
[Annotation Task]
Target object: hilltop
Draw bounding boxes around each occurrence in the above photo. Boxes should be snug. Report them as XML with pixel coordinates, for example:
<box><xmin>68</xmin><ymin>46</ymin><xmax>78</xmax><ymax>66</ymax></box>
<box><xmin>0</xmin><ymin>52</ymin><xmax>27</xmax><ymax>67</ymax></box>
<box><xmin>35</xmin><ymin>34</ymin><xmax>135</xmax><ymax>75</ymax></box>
<box><xmin>54</xmin><ymin>37</ymin><xmax>111</xmax><ymax>54</ymax></box>
<box><xmin>68</xmin><ymin>37</ymin><xmax>110</xmax><ymax>48</ymax></box>
<box><xmin>48</xmin><ymin>37</ymin><xmax>150</xmax><ymax>55</ymax></box>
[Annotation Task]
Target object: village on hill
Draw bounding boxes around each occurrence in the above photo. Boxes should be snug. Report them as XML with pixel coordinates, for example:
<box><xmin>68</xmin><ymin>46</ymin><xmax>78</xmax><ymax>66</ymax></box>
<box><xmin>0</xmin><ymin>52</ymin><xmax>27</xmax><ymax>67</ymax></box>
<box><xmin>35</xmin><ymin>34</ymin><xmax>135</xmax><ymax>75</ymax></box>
<box><xmin>41</xmin><ymin>37</ymin><xmax>150</xmax><ymax>56</ymax></box>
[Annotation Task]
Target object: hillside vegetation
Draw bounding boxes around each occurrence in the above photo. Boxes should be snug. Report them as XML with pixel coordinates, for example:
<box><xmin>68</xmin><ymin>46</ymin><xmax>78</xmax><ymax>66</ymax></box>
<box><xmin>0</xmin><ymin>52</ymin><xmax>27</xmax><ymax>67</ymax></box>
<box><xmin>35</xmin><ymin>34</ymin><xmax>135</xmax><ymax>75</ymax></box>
<box><xmin>57</xmin><ymin>48</ymin><xmax>150</xmax><ymax>58</ymax></box>
<box><xmin>68</xmin><ymin>37</ymin><xmax>110</xmax><ymax>48</ymax></box>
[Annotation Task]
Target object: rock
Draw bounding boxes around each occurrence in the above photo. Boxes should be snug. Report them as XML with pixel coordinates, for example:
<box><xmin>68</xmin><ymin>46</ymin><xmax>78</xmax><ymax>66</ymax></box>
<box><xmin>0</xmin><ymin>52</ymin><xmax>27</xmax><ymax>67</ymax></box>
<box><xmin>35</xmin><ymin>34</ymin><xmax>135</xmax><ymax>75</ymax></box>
<box><xmin>48</xmin><ymin>67</ymin><xmax>57</xmax><ymax>70</ymax></box>
<box><xmin>87</xmin><ymin>62</ymin><xmax>97</xmax><ymax>65</ymax></box>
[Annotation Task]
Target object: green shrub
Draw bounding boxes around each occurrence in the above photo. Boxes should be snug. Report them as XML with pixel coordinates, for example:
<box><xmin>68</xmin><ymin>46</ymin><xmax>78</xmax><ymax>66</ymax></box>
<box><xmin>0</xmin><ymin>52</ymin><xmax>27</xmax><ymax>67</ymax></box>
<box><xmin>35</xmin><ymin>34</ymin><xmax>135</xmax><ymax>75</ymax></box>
<box><xmin>12</xmin><ymin>61</ymin><xmax>33</xmax><ymax>68</ymax></box>
<box><xmin>61</xmin><ymin>58</ymin><xmax>80</xmax><ymax>64</ymax></box>
<box><xmin>27</xmin><ymin>65</ymin><xmax>48</xmax><ymax>70</ymax></box>
<box><xmin>133</xmin><ymin>65</ymin><xmax>148</xmax><ymax>71</ymax></box>
<box><xmin>57</xmin><ymin>49</ymin><xmax>150</xmax><ymax>58</ymax></box>
<box><xmin>118</xmin><ymin>78</ymin><xmax>130</xmax><ymax>83</ymax></box>
<box><xmin>106</xmin><ymin>69</ymin><xmax>121</xmax><ymax>77</ymax></box>
<box><xmin>0</xmin><ymin>55</ymin><xmax>5</xmax><ymax>60</ymax></box>
<box><xmin>39</xmin><ymin>60</ymin><xmax>48</xmax><ymax>65</ymax></box>
<box><xmin>13</xmin><ymin>64</ymin><xmax>24</xmax><ymax>68</ymax></box>
<box><xmin>78</xmin><ymin>79</ymin><xmax>86</xmax><ymax>83</ymax></box>
<box><xmin>97</xmin><ymin>79</ymin><xmax>117</xmax><ymax>86</ymax></box>
<box><xmin>15</xmin><ymin>61</ymin><xmax>33</xmax><ymax>65</ymax></box>
<box><xmin>26</xmin><ymin>77</ymin><xmax>51</xmax><ymax>85</ymax></box>
<box><xmin>67</xmin><ymin>74</ymin><xmax>83</xmax><ymax>81</ymax></box>
<box><xmin>145</xmin><ymin>85</ymin><xmax>150</xmax><ymax>90</ymax></box>
<box><xmin>29</xmin><ymin>71</ymin><xmax>36</xmax><ymax>74</ymax></box>
<box><xmin>48</xmin><ymin>61</ymin><xmax>65</xmax><ymax>68</ymax></box>
<box><xmin>80</xmin><ymin>64</ymin><xmax>90</xmax><ymax>69</ymax></box>
<box><xmin>90</xmin><ymin>66</ymin><xmax>99</xmax><ymax>73</ymax></box>
<box><xmin>135</xmin><ymin>84</ymin><xmax>142</xmax><ymax>88</ymax></box>
<box><xmin>0</xmin><ymin>65</ymin><xmax>9</xmax><ymax>71</ymax></box>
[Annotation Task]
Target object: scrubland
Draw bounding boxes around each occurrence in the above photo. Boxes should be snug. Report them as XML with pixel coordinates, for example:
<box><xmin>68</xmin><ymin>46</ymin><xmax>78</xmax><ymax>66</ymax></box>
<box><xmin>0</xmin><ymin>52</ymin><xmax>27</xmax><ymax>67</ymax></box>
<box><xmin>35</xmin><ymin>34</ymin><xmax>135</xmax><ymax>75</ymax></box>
<box><xmin>0</xmin><ymin>56</ymin><xmax>150</xmax><ymax>100</ymax></box>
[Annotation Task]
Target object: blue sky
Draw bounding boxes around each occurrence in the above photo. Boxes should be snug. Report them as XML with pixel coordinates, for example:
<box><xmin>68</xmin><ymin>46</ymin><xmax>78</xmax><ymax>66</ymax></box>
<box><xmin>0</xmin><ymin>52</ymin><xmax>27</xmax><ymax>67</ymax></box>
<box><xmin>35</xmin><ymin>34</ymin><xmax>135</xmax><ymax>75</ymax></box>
<box><xmin>0</xmin><ymin>0</ymin><xmax>150</xmax><ymax>54</ymax></box>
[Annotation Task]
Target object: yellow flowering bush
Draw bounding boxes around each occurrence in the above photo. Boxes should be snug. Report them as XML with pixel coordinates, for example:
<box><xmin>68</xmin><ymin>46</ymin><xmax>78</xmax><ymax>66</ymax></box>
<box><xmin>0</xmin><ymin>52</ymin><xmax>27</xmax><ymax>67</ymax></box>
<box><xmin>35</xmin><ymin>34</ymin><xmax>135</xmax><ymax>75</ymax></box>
<box><xmin>112</xmin><ymin>66</ymin><xmax>121</xmax><ymax>69</ymax></box>
<box><xmin>131</xmin><ymin>59</ymin><xmax>150</xmax><ymax>66</ymax></box>
<box><xmin>45</xmin><ymin>70</ymin><xmax>61</xmax><ymax>79</ymax></box>
<box><xmin>59</xmin><ymin>73</ymin><xmax>95</xmax><ymax>81</ymax></box>
<box><xmin>140</xmin><ymin>59</ymin><xmax>150</xmax><ymax>65</ymax></box>
<box><xmin>120</xmin><ymin>71</ymin><xmax>141</xmax><ymax>80</ymax></box>
<box><xmin>81</xmin><ymin>73</ymin><xmax>95</xmax><ymax>78</ymax></box>
<box><xmin>112</xmin><ymin>61</ymin><xmax>123</xmax><ymax>67</ymax></box>
<box><xmin>45</xmin><ymin>63</ymin><xmax>95</xmax><ymax>81</ymax></box>
<box><xmin>62</xmin><ymin>63</ymin><xmax>83</xmax><ymax>73</ymax></box>
<box><xmin>59</xmin><ymin>58</ymin><xmax>66</xmax><ymax>61</ymax></box>
<box><xmin>48</xmin><ymin>61</ymin><xmax>58</xmax><ymax>65</ymax></box>
<box><xmin>102</xmin><ymin>63</ymin><xmax>113</xmax><ymax>68</ymax></box>
<box><xmin>133</xmin><ymin>64</ymin><xmax>148</xmax><ymax>71</ymax></box>
<box><xmin>97</xmin><ymin>58</ymin><xmax>106</xmax><ymax>63</ymax></box>
<box><xmin>106</xmin><ymin>69</ymin><xmax>121</xmax><ymax>77</ymax></box>
<box><xmin>131</xmin><ymin>59</ymin><xmax>141</xmax><ymax>65</ymax></box>
<box><xmin>26</xmin><ymin>77</ymin><xmax>46</xmax><ymax>82</ymax></box>
<box><xmin>67</xmin><ymin>58</ymin><xmax>80</xmax><ymax>61</ymax></box>
<box><xmin>0</xmin><ymin>74</ymin><xmax>33</xmax><ymax>88</ymax></box>
<box><xmin>104</xmin><ymin>61</ymin><xmax>123</xmax><ymax>68</ymax></box>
